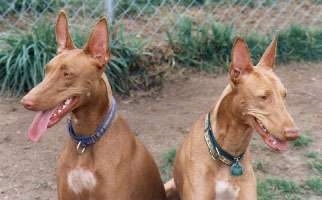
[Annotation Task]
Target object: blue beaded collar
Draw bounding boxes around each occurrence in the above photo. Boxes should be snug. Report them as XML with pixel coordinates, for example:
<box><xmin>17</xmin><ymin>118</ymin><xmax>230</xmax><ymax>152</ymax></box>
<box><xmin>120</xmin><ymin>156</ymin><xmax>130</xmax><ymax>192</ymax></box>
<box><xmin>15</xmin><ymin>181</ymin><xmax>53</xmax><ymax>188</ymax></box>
<box><xmin>67</xmin><ymin>97</ymin><xmax>117</xmax><ymax>153</ymax></box>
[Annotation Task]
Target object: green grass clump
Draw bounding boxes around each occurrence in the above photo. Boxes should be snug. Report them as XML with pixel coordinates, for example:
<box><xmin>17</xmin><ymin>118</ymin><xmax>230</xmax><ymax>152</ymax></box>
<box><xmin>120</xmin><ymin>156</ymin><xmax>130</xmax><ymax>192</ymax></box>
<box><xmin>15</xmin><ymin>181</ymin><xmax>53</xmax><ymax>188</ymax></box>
<box><xmin>307</xmin><ymin>152</ymin><xmax>322</xmax><ymax>175</ymax></box>
<box><xmin>291</xmin><ymin>134</ymin><xmax>313</xmax><ymax>148</ymax></box>
<box><xmin>311</xmin><ymin>160</ymin><xmax>322</xmax><ymax>174</ymax></box>
<box><xmin>257</xmin><ymin>178</ymin><xmax>301</xmax><ymax>200</ymax></box>
<box><xmin>0</xmin><ymin>22</ymin><xmax>145</xmax><ymax>95</ymax></box>
<box><xmin>305</xmin><ymin>151</ymin><xmax>319</xmax><ymax>159</ymax></box>
<box><xmin>305</xmin><ymin>177</ymin><xmax>322</xmax><ymax>195</ymax></box>
<box><xmin>168</xmin><ymin>16</ymin><xmax>322</xmax><ymax>71</ymax></box>
<box><xmin>161</xmin><ymin>148</ymin><xmax>176</xmax><ymax>181</ymax></box>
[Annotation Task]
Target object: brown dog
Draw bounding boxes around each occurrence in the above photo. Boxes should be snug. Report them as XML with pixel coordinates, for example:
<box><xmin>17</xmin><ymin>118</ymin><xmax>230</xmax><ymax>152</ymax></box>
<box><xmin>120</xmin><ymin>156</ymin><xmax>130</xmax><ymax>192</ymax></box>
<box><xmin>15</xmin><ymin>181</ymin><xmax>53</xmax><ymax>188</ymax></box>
<box><xmin>21</xmin><ymin>11</ymin><xmax>166</xmax><ymax>200</ymax></box>
<box><xmin>171</xmin><ymin>38</ymin><xmax>299</xmax><ymax>199</ymax></box>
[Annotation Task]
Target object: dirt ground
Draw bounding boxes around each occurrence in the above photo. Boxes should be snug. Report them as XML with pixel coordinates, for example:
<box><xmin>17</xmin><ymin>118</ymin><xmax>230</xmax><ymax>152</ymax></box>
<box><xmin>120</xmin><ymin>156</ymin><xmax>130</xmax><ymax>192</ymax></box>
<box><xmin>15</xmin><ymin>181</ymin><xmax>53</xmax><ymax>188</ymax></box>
<box><xmin>0</xmin><ymin>63</ymin><xmax>321</xmax><ymax>199</ymax></box>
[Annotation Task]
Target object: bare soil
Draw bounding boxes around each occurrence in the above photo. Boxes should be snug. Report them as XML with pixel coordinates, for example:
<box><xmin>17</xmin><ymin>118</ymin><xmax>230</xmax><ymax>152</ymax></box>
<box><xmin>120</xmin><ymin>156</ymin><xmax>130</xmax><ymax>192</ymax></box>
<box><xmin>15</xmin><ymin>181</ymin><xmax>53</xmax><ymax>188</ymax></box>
<box><xmin>0</xmin><ymin>63</ymin><xmax>321</xmax><ymax>199</ymax></box>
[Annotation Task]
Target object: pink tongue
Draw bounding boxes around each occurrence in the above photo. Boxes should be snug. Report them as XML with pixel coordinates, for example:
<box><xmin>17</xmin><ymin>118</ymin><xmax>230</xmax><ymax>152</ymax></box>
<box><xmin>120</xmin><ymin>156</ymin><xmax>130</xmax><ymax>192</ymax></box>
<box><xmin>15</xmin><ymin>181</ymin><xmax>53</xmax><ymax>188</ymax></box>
<box><xmin>27</xmin><ymin>109</ymin><xmax>55</xmax><ymax>142</ymax></box>
<box><xmin>265</xmin><ymin>136</ymin><xmax>288</xmax><ymax>151</ymax></box>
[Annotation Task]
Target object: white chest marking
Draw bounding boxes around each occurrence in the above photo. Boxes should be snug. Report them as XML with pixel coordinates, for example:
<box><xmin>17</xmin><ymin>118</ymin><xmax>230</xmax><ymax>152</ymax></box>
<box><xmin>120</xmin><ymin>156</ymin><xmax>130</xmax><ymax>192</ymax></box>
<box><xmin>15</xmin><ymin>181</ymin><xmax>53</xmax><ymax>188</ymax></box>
<box><xmin>215</xmin><ymin>180</ymin><xmax>240</xmax><ymax>200</ymax></box>
<box><xmin>67</xmin><ymin>168</ymin><xmax>97</xmax><ymax>194</ymax></box>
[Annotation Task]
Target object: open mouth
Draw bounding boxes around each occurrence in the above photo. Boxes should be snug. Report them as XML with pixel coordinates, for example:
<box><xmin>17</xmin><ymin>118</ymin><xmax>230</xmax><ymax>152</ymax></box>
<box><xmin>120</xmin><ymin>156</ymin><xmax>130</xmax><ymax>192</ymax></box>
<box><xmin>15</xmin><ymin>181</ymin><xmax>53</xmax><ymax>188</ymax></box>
<box><xmin>47</xmin><ymin>97</ymin><xmax>79</xmax><ymax>128</ymax></box>
<box><xmin>27</xmin><ymin>96</ymin><xmax>79</xmax><ymax>142</ymax></box>
<box><xmin>252</xmin><ymin>118</ymin><xmax>288</xmax><ymax>151</ymax></box>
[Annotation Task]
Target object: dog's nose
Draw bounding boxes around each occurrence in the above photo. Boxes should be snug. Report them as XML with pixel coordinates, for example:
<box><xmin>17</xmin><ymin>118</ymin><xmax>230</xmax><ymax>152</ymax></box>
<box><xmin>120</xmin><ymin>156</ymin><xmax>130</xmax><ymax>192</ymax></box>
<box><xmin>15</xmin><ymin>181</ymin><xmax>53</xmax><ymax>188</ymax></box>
<box><xmin>284</xmin><ymin>127</ymin><xmax>299</xmax><ymax>141</ymax></box>
<box><xmin>21</xmin><ymin>97</ymin><xmax>35</xmax><ymax>110</ymax></box>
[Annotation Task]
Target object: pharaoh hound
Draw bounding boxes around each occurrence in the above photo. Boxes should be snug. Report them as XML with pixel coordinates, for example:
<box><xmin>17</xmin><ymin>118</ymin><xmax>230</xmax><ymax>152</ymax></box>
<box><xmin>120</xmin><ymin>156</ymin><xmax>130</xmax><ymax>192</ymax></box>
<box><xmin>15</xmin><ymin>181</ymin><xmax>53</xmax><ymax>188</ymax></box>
<box><xmin>170</xmin><ymin>38</ymin><xmax>299</xmax><ymax>200</ymax></box>
<box><xmin>21</xmin><ymin>11</ymin><xmax>166</xmax><ymax>200</ymax></box>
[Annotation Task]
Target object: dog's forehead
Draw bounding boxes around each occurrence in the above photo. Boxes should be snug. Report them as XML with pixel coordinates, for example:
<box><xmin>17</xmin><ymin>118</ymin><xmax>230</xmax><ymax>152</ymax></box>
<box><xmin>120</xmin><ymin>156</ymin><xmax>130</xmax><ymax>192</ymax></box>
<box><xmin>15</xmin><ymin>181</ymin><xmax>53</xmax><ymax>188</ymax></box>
<box><xmin>244</xmin><ymin>68</ymin><xmax>285</xmax><ymax>92</ymax></box>
<box><xmin>48</xmin><ymin>49</ymin><xmax>96</xmax><ymax>69</ymax></box>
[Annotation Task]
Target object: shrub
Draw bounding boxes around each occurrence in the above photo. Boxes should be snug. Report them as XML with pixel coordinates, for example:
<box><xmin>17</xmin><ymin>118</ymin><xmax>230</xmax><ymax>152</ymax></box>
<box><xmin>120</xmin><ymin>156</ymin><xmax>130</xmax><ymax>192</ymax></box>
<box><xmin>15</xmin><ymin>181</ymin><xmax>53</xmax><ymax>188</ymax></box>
<box><xmin>167</xmin><ymin>17</ymin><xmax>234</xmax><ymax>71</ymax></box>
<box><xmin>168</xmin><ymin>16</ymin><xmax>322</xmax><ymax>70</ymax></box>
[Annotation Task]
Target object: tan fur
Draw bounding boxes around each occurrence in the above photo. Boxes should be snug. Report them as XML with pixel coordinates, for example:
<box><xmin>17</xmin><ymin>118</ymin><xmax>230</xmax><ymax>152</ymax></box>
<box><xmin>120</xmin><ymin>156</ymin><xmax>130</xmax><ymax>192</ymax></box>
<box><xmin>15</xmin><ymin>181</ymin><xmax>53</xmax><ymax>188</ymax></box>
<box><xmin>21</xmin><ymin>11</ymin><xmax>166</xmax><ymax>200</ymax></box>
<box><xmin>171</xmin><ymin>38</ymin><xmax>299</xmax><ymax>200</ymax></box>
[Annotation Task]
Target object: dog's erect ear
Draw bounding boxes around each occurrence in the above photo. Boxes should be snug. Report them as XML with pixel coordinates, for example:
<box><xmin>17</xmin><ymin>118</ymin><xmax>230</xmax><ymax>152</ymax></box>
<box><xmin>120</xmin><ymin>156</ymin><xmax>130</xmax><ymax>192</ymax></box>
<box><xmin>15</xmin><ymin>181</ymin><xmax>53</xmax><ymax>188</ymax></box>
<box><xmin>55</xmin><ymin>11</ymin><xmax>75</xmax><ymax>53</ymax></box>
<box><xmin>84</xmin><ymin>17</ymin><xmax>110</xmax><ymax>68</ymax></box>
<box><xmin>257</xmin><ymin>38</ymin><xmax>277</xmax><ymax>70</ymax></box>
<box><xmin>230</xmin><ymin>37</ymin><xmax>253</xmax><ymax>84</ymax></box>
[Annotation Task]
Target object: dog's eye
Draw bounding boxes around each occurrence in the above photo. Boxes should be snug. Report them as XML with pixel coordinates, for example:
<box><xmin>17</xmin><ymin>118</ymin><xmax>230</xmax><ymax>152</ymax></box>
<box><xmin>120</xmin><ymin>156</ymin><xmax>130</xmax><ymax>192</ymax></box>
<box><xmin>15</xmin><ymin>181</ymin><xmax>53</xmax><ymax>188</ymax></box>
<box><xmin>260</xmin><ymin>95</ymin><xmax>267</xmax><ymax>100</ymax></box>
<box><xmin>63</xmin><ymin>71</ymin><xmax>71</xmax><ymax>78</ymax></box>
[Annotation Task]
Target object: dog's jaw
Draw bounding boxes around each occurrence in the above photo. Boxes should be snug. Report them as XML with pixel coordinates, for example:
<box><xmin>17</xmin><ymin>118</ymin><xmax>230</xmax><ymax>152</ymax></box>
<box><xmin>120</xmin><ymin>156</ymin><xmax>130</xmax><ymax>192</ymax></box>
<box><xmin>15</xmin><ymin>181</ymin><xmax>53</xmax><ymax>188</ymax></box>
<box><xmin>251</xmin><ymin>117</ymin><xmax>288</xmax><ymax>151</ymax></box>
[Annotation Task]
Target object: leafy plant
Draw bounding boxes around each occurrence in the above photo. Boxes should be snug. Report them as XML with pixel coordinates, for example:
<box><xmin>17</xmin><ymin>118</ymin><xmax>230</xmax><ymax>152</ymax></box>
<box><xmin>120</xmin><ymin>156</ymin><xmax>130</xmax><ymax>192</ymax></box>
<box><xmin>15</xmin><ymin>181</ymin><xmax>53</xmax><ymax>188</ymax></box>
<box><xmin>0</xmin><ymin>23</ymin><xmax>56</xmax><ymax>95</ymax></box>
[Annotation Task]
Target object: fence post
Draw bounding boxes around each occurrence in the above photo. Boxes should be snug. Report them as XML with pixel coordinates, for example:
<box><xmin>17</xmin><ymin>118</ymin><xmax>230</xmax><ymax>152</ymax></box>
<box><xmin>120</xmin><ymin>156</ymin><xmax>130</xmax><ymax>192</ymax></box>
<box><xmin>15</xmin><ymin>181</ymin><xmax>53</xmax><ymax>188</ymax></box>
<box><xmin>105</xmin><ymin>0</ymin><xmax>114</xmax><ymax>23</ymax></box>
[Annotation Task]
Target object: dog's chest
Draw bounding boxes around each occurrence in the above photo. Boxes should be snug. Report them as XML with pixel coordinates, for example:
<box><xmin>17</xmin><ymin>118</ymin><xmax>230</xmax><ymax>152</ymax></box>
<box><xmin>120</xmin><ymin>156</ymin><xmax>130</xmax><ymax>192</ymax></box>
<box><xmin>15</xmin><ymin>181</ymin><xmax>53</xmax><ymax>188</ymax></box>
<box><xmin>67</xmin><ymin>167</ymin><xmax>97</xmax><ymax>194</ymax></box>
<box><xmin>215</xmin><ymin>180</ymin><xmax>240</xmax><ymax>200</ymax></box>
<box><xmin>213</xmin><ymin>168</ymin><xmax>240</xmax><ymax>200</ymax></box>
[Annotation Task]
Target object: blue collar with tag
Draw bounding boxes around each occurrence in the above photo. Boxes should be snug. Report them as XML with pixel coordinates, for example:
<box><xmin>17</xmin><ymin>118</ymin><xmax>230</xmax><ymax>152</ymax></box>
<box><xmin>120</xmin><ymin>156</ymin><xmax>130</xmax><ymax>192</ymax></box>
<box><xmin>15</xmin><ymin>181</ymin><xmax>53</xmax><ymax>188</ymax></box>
<box><xmin>204</xmin><ymin>112</ymin><xmax>245</xmax><ymax>176</ymax></box>
<box><xmin>67</xmin><ymin>97</ymin><xmax>117</xmax><ymax>153</ymax></box>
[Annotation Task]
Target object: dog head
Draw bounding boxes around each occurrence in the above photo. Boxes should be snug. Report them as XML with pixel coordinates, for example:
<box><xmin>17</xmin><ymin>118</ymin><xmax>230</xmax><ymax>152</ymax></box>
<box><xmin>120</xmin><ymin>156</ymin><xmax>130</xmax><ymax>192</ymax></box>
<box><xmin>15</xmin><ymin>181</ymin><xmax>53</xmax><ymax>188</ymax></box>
<box><xmin>21</xmin><ymin>11</ymin><xmax>111</xmax><ymax>141</ymax></box>
<box><xmin>229</xmin><ymin>37</ymin><xmax>299</xmax><ymax>151</ymax></box>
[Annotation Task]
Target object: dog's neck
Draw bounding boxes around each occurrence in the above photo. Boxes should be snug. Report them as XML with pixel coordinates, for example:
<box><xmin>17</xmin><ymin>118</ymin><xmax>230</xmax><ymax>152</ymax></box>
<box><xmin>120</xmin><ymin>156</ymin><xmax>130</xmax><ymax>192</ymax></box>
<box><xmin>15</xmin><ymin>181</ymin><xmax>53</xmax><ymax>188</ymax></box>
<box><xmin>71</xmin><ymin>75</ymin><xmax>113</xmax><ymax>136</ymax></box>
<box><xmin>211</xmin><ymin>85</ymin><xmax>253</xmax><ymax>156</ymax></box>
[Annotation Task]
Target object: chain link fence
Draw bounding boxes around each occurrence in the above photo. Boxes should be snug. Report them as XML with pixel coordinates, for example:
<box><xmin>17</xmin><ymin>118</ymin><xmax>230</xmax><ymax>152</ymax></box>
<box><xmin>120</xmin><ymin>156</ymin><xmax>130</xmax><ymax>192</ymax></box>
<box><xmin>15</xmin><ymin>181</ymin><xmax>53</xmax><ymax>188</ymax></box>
<box><xmin>2</xmin><ymin>0</ymin><xmax>322</xmax><ymax>44</ymax></box>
